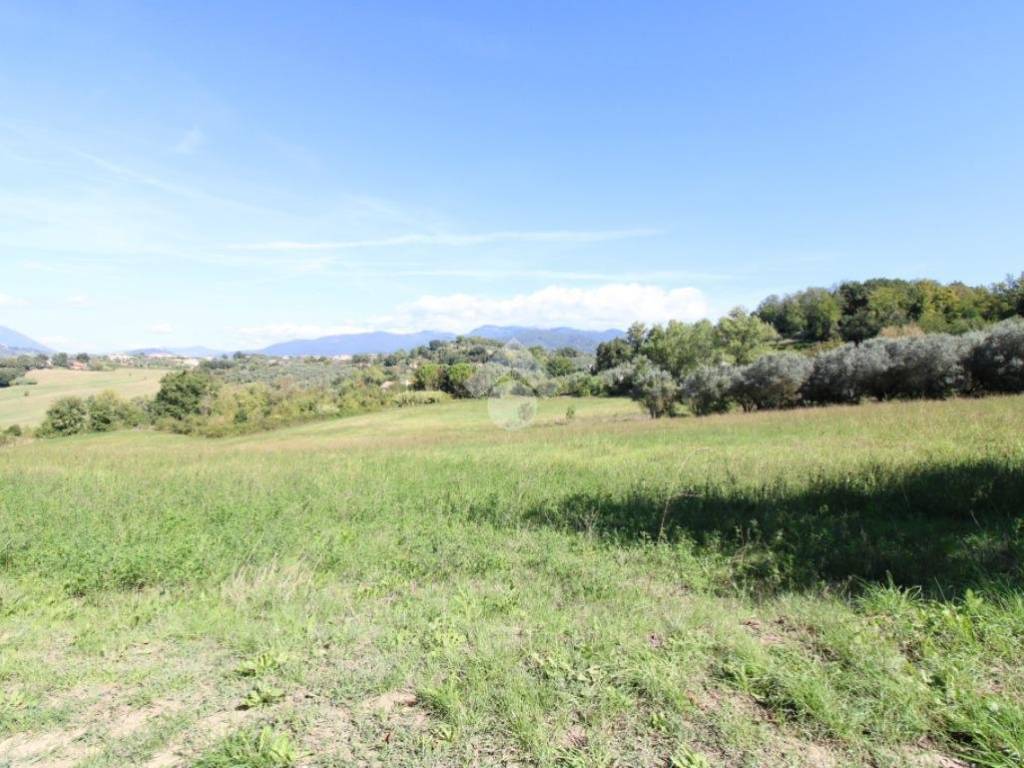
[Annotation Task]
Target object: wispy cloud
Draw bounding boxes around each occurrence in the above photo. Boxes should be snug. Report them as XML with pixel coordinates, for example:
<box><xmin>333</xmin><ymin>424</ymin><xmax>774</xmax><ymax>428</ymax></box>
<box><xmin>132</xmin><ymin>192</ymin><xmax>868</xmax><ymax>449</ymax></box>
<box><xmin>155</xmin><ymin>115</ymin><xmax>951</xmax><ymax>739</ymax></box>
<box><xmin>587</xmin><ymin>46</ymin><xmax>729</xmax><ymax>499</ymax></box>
<box><xmin>234</xmin><ymin>283</ymin><xmax>710</xmax><ymax>346</ymax></box>
<box><xmin>147</xmin><ymin>323</ymin><xmax>174</xmax><ymax>334</ymax></box>
<box><xmin>391</xmin><ymin>283</ymin><xmax>709</xmax><ymax>332</ymax></box>
<box><xmin>173</xmin><ymin>127</ymin><xmax>205</xmax><ymax>155</ymax></box>
<box><xmin>233</xmin><ymin>323</ymin><xmax>371</xmax><ymax>348</ymax></box>
<box><xmin>226</xmin><ymin>228</ymin><xmax>661</xmax><ymax>251</ymax></box>
<box><xmin>0</xmin><ymin>293</ymin><xmax>29</xmax><ymax>307</ymax></box>
<box><xmin>67</xmin><ymin>294</ymin><xmax>93</xmax><ymax>308</ymax></box>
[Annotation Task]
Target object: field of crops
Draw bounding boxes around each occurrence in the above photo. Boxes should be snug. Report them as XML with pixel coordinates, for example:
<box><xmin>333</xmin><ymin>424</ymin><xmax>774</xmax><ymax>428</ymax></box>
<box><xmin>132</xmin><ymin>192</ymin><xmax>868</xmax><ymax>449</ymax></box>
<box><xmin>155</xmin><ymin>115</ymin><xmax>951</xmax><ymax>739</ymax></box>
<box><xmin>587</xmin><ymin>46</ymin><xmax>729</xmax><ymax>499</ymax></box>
<box><xmin>0</xmin><ymin>368</ymin><xmax>169</xmax><ymax>430</ymax></box>
<box><xmin>1</xmin><ymin>396</ymin><xmax>1022</xmax><ymax>767</ymax></box>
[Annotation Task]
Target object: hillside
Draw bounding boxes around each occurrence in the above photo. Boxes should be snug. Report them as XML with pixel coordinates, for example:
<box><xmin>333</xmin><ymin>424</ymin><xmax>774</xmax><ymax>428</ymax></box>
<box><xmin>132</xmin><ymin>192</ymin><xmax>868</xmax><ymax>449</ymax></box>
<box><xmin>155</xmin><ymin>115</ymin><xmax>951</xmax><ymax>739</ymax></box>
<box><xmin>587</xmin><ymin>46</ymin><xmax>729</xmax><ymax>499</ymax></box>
<box><xmin>0</xmin><ymin>367</ymin><xmax>169</xmax><ymax>429</ymax></box>
<box><xmin>0</xmin><ymin>325</ymin><xmax>52</xmax><ymax>355</ymax></box>
<box><xmin>2</xmin><ymin>396</ymin><xmax>1021</xmax><ymax>766</ymax></box>
<box><xmin>258</xmin><ymin>325</ymin><xmax>623</xmax><ymax>356</ymax></box>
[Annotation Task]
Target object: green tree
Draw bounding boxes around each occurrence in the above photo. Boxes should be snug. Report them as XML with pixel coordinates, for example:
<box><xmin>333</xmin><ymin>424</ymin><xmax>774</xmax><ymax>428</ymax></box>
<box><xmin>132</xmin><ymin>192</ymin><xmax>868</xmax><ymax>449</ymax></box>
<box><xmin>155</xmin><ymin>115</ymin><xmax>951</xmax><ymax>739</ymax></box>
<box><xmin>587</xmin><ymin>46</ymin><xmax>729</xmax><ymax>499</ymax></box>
<box><xmin>641</xmin><ymin>320</ymin><xmax>719</xmax><ymax>377</ymax></box>
<box><xmin>40</xmin><ymin>397</ymin><xmax>89</xmax><ymax>436</ymax></box>
<box><xmin>413</xmin><ymin>362</ymin><xmax>443</xmax><ymax>391</ymax></box>
<box><xmin>52</xmin><ymin>352</ymin><xmax>69</xmax><ymax>368</ymax></box>
<box><xmin>796</xmin><ymin>288</ymin><xmax>841</xmax><ymax>341</ymax></box>
<box><xmin>152</xmin><ymin>370</ymin><xmax>220</xmax><ymax>421</ymax></box>
<box><xmin>545</xmin><ymin>355</ymin><xmax>575</xmax><ymax>377</ymax></box>
<box><xmin>442</xmin><ymin>363</ymin><xmax>475</xmax><ymax>398</ymax></box>
<box><xmin>714</xmin><ymin>309</ymin><xmax>778</xmax><ymax>364</ymax></box>
<box><xmin>593</xmin><ymin>338</ymin><xmax>633</xmax><ymax>372</ymax></box>
<box><xmin>630</xmin><ymin>365</ymin><xmax>678</xmax><ymax>418</ymax></box>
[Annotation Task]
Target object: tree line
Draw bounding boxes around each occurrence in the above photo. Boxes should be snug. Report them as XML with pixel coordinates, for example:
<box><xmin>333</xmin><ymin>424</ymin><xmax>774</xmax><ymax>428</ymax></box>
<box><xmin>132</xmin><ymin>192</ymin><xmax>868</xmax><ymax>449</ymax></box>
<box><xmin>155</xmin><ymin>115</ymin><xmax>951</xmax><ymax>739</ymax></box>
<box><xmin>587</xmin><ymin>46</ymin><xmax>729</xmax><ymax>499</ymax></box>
<box><xmin>754</xmin><ymin>274</ymin><xmax>1023</xmax><ymax>343</ymax></box>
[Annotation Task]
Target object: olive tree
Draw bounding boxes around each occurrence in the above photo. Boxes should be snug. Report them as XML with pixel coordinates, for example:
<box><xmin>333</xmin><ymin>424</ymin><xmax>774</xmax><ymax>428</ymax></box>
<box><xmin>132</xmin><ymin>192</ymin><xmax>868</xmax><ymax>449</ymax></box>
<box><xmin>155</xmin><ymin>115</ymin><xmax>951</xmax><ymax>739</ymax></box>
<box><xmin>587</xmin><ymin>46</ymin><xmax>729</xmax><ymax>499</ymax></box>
<box><xmin>733</xmin><ymin>354</ymin><xmax>812</xmax><ymax>411</ymax></box>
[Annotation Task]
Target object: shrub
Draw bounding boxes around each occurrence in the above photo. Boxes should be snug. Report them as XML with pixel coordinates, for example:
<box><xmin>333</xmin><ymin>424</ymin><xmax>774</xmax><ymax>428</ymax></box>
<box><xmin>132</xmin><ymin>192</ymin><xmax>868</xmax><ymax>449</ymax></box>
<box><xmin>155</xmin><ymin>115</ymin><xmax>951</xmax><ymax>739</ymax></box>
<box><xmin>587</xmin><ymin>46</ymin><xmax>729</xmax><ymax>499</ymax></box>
<box><xmin>598</xmin><ymin>360</ymin><xmax>646</xmax><ymax>397</ymax></box>
<box><xmin>413</xmin><ymin>362</ymin><xmax>443</xmax><ymax>391</ymax></box>
<box><xmin>442</xmin><ymin>363</ymin><xmax>476</xmax><ymax>398</ymax></box>
<box><xmin>883</xmin><ymin>333</ymin><xmax>972</xmax><ymax>399</ymax></box>
<box><xmin>631</xmin><ymin>365</ymin><xmax>678</xmax><ymax>418</ymax></box>
<box><xmin>557</xmin><ymin>371</ymin><xmax>601</xmax><ymax>397</ymax></box>
<box><xmin>802</xmin><ymin>344</ymin><xmax>864</xmax><ymax>404</ymax></box>
<box><xmin>733</xmin><ymin>354</ymin><xmax>812</xmax><ymax>411</ymax></box>
<box><xmin>392</xmin><ymin>390</ymin><xmax>452</xmax><ymax>407</ymax></box>
<box><xmin>968</xmin><ymin>318</ymin><xmax>1024</xmax><ymax>393</ymax></box>
<box><xmin>4</xmin><ymin>424</ymin><xmax>22</xmax><ymax>437</ymax></box>
<box><xmin>682</xmin><ymin>365</ymin><xmax>738</xmax><ymax>415</ymax></box>
<box><xmin>86</xmin><ymin>390</ymin><xmax>143</xmax><ymax>432</ymax></box>
<box><xmin>152</xmin><ymin>370</ymin><xmax>220</xmax><ymax>421</ymax></box>
<box><xmin>39</xmin><ymin>397</ymin><xmax>89</xmax><ymax>436</ymax></box>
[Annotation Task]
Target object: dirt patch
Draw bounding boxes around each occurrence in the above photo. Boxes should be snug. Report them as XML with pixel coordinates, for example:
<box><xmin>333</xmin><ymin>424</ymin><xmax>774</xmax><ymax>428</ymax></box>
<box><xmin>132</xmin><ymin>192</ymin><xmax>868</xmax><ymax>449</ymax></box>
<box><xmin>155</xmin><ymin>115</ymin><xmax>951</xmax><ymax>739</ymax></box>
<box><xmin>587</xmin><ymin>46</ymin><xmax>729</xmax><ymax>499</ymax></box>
<box><xmin>0</xmin><ymin>727</ymin><xmax>88</xmax><ymax>764</ymax></box>
<box><xmin>776</xmin><ymin>736</ymin><xmax>838</xmax><ymax>767</ymax></box>
<box><xmin>904</xmin><ymin>750</ymin><xmax>970</xmax><ymax>768</ymax></box>
<box><xmin>105</xmin><ymin>698</ymin><xmax>183</xmax><ymax>739</ymax></box>
<box><xmin>299</xmin><ymin>703</ymin><xmax>355</xmax><ymax>765</ymax></box>
<box><xmin>364</xmin><ymin>690</ymin><xmax>418</xmax><ymax>712</ymax></box>
<box><xmin>742</xmin><ymin>618</ymin><xmax>786</xmax><ymax>646</ymax></box>
<box><xmin>143</xmin><ymin>708</ymin><xmax>251</xmax><ymax>768</ymax></box>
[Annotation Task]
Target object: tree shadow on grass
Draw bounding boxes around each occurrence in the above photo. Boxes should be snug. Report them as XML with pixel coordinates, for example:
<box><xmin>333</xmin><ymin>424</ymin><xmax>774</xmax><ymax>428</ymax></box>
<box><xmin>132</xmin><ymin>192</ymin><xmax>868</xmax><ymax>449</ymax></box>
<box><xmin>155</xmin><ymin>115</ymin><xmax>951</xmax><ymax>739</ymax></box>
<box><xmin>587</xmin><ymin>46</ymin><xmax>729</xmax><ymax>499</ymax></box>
<box><xmin>512</xmin><ymin>460</ymin><xmax>1024</xmax><ymax>596</ymax></box>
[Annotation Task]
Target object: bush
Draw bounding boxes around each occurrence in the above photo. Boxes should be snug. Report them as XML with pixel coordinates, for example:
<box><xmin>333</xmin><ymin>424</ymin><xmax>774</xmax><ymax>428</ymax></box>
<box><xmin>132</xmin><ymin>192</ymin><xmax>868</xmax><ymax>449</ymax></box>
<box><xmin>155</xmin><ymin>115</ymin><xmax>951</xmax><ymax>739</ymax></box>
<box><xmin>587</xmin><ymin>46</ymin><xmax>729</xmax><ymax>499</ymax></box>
<box><xmin>968</xmin><ymin>318</ymin><xmax>1024</xmax><ymax>393</ymax></box>
<box><xmin>802</xmin><ymin>340</ymin><xmax>895</xmax><ymax>404</ymax></box>
<box><xmin>39</xmin><ymin>397</ymin><xmax>89</xmax><ymax>436</ymax></box>
<box><xmin>392</xmin><ymin>390</ymin><xmax>452</xmax><ymax>407</ymax></box>
<box><xmin>732</xmin><ymin>354</ymin><xmax>812</xmax><ymax>411</ymax></box>
<box><xmin>682</xmin><ymin>365</ymin><xmax>738</xmax><ymax>415</ymax></box>
<box><xmin>442</xmin><ymin>363</ymin><xmax>475</xmax><ymax>398</ymax></box>
<box><xmin>5</xmin><ymin>424</ymin><xmax>22</xmax><ymax>437</ymax></box>
<box><xmin>598</xmin><ymin>360</ymin><xmax>645</xmax><ymax>397</ymax></box>
<box><xmin>413</xmin><ymin>362</ymin><xmax>443</xmax><ymax>391</ymax></box>
<box><xmin>558</xmin><ymin>371</ymin><xmax>602</xmax><ymax>397</ymax></box>
<box><xmin>86</xmin><ymin>390</ymin><xmax>144</xmax><ymax>432</ymax></box>
<box><xmin>630</xmin><ymin>365</ymin><xmax>678</xmax><ymax>418</ymax></box>
<box><xmin>883</xmin><ymin>334</ymin><xmax>973</xmax><ymax>399</ymax></box>
<box><xmin>152</xmin><ymin>370</ymin><xmax>220</xmax><ymax>421</ymax></box>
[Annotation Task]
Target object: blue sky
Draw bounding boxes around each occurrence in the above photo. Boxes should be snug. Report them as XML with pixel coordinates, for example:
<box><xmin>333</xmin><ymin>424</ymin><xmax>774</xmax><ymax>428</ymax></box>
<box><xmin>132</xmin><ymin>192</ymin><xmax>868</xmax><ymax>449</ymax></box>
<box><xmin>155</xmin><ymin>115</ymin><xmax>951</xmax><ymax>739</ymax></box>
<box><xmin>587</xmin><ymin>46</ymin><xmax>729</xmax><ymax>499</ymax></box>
<box><xmin>1</xmin><ymin>1</ymin><xmax>1022</xmax><ymax>351</ymax></box>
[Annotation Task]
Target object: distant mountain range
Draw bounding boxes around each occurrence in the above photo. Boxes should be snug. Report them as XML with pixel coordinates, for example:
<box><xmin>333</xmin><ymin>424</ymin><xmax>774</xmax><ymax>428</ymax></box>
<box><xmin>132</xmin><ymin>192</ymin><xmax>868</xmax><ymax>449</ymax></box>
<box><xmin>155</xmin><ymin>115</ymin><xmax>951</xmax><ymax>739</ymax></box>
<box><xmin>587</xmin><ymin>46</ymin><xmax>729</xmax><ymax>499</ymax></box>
<box><xmin>260</xmin><ymin>330</ymin><xmax>455</xmax><ymax>357</ymax></box>
<box><xmin>0</xmin><ymin>326</ymin><xmax>52</xmax><ymax>356</ymax></box>
<box><xmin>125</xmin><ymin>346</ymin><xmax>228</xmax><ymax>358</ymax></box>
<box><xmin>0</xmin><ymin>324</ymin><xmax>624</xmax><ymax>359</ymax></box>
<box><xmin>258</xmin><ymin>326</ymin><xmax>623</xmax><ymax>356</ymax></box>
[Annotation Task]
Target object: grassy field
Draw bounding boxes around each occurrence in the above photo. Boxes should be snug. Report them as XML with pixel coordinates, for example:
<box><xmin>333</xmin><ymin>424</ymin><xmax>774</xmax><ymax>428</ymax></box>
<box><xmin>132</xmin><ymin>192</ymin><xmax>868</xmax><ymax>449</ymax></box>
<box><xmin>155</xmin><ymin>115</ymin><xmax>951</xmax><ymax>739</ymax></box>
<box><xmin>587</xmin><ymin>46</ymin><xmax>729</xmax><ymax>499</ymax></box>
<box><xmin>0</xmin><ymin>368</ymin><xmax>169</xmax><ymax>429</ymax></box>
<box><xmin>1</xmin><ymin>396</ymin><xmax>1023</xmax><ymax>767</ymax></box>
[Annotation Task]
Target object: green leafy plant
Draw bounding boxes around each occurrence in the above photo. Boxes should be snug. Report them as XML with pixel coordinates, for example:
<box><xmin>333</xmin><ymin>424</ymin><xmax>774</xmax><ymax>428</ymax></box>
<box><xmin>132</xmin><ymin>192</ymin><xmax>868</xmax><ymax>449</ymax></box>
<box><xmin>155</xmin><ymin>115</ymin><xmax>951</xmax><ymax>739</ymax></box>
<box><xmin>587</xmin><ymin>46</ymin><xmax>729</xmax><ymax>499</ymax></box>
<box><xmin>194</xmin><ymin>726</ymin><xmax>298</xmax><ymax>768</ymax></box>
<box><xmin>241</xmin><ymin>683</ymin><xmax>286</xmax><ymax>709</ymax></box>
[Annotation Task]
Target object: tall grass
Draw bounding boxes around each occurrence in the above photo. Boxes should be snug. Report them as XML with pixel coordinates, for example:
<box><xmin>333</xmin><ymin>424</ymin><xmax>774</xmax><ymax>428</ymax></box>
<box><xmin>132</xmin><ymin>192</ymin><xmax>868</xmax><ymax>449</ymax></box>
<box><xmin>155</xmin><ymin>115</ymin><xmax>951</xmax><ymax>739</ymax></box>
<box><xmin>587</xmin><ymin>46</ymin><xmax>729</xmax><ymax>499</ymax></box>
<box><xmin>0</xmin><ymin>396</ymin><xmax>1021</xmax><ymax>766</ymax></box>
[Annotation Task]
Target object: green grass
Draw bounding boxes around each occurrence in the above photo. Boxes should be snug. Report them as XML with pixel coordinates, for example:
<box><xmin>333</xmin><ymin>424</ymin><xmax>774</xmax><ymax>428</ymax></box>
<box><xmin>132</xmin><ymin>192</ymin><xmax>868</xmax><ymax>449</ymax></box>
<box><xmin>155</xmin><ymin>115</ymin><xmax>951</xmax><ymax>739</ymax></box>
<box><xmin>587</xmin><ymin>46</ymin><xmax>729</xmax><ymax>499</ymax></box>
<box><xmin>1</xmin><ymin>396</ymin><xmax>1022</xmax><ymax>766</ymax></box>
<box><xmin>0</xmin><ymin>367</ymin><xmax>169</xmax><ymax>429</ymax></box>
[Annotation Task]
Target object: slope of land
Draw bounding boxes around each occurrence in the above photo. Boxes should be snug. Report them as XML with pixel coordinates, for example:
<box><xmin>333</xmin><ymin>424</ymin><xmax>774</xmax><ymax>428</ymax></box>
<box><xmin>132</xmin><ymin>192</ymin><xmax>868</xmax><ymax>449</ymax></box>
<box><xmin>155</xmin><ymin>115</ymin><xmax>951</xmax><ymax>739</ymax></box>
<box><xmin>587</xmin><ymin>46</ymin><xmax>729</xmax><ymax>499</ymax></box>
<box><xmin>0</xmin><ymin>367</ymin><xmax>169</xmax><ymax>428</ymax></box>
<box><xmin>1</xmin><ymin>396</ymin><xmax>1022</xmax><ymax>766</ymax></box>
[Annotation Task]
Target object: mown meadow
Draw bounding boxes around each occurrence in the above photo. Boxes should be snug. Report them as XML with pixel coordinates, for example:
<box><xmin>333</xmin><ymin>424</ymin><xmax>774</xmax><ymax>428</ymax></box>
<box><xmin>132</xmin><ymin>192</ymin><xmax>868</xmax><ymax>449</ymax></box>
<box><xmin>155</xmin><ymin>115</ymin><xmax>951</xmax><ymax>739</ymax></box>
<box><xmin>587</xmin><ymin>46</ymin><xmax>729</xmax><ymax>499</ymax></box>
<box><xmin>0</xmin><ymin>368</ymin><xmax>169</xmax><ymax>431</ymax></box>
<box><xmin>1</xmin><ymin>396</ymin><xmax>1022</xmax><ymax>767</ymax></box>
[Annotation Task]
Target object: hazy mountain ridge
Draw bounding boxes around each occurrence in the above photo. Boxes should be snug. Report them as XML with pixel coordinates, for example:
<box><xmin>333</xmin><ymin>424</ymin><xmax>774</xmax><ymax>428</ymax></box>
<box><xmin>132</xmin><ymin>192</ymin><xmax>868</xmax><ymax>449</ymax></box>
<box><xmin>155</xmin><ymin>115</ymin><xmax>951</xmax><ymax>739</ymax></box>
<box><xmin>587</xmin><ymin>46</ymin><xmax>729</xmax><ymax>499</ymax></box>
<box><xmin>0</xmin><ymin>326</ymin><xmax>52</xmax><ymax>355</ymax></box>
<box><xmin>258</xmin><ymin>326</ymin><xmax>624</xmax><ymax>355</ymax></box>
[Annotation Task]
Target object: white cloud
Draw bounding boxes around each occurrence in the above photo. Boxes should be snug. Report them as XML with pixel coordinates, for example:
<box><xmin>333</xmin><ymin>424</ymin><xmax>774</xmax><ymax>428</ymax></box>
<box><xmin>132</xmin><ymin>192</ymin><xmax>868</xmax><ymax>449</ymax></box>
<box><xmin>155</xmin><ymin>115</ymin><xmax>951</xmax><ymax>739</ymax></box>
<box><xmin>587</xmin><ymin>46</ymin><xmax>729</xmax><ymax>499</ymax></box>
<box><xmin>239</xmin><ymin>284</ymin><xmax>709</xmax><ymax>347</ymax></box>
<box><xmin>147</xmin><ymin>323</ymin><xmax>174</xmax><ymax>335</ymax></box>
<box><xmin>67</xmin><ymin>294</ymin><xmax>92</xmax><ymax>308</ymax></box>
<box><xmin>227</xmin><ymin>228</ymin><xmax>659</xmax><ymax>251</ymax></box>
<box><xmin>0</xmin><ymin>293</ymin><xmax>28</xmax><ymax>307</ymax></box>
<box><xmin>233</xmin><ymin>323</ymin><xmax>371</xmax><ymax>348</ymax></box>
<box><xmin>390</xmin><ymin>284</ymin><xmax>709</xmax><ymax>332</ymax></box>
<box><xmin>173</xmin><ymin>127</ymin><xmax>205</xmax><ymax>155</ymax></box>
